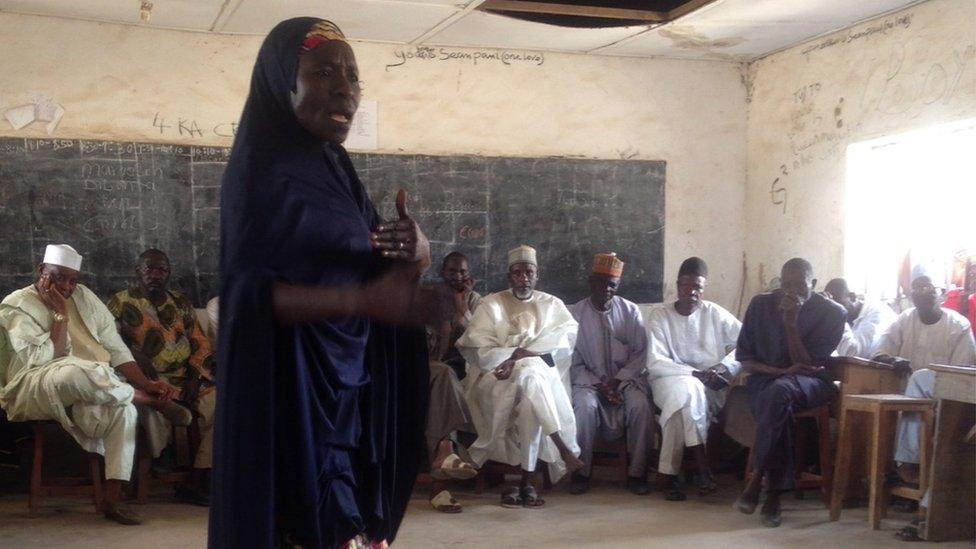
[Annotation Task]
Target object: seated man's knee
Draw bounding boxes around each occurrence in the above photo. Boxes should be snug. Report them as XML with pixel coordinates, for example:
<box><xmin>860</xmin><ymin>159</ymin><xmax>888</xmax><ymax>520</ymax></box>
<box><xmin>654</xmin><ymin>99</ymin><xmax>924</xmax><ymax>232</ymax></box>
<box><xmin>573</xmin><ymin>389</ymin><xmax>600</xmax><ymax>414</ymax></box>
<box><xmin>906</xmin><ymin>368</ymin><xmax>935</xmax><ymax>398</ymax></box>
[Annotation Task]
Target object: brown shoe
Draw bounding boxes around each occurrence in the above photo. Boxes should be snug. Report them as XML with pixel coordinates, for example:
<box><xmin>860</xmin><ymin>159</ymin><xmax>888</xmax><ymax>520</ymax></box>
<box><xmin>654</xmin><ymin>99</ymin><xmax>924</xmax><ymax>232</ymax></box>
<box><xmin>104</xmin><ymin>504</ymin><xmax>142</xmax><ymax>525</ymax></box>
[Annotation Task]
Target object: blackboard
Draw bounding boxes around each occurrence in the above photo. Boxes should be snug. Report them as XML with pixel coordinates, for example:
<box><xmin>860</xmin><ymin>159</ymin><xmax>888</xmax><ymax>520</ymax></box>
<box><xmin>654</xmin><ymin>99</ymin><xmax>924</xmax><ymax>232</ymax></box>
<box><xmin>0</xmin><ymin>137</ymin><xmax>665</xmax><ymax>306</ymax></box>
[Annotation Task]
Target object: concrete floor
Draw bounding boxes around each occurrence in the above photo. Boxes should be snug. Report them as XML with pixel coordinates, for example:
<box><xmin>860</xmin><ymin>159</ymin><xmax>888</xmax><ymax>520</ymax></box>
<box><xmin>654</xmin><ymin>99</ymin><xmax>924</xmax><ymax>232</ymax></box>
<box><xmin>0</xmin><ymin>476</ymin><xmax>968</xmax><ymax>548</ymax></box>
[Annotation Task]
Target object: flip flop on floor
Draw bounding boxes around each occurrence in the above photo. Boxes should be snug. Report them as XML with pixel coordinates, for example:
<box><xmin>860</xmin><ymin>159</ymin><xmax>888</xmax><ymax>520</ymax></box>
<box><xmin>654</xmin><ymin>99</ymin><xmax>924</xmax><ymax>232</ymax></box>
<box><xmin>430</xmin><ymin>490</ymin><xmax>462</xmax><ymax>514</ymax></box>
<box><xmin>894</xmin><ymin>520</ymin><xmax>922</xmax><ymax>542</ymax></box>
<box><xmin>431</xmin><ymin>453</ymin><xmax>478</xmax><ymax>481</ymax></box>
<box><xmin>501</xmin><ymin>486</ymin><xmax>523</xmax><ymax>509</ymax></box>
<box><xmin>521</xmin><ymin>485</ymin><xmax>545</xmax><ymax>509</ymax></box>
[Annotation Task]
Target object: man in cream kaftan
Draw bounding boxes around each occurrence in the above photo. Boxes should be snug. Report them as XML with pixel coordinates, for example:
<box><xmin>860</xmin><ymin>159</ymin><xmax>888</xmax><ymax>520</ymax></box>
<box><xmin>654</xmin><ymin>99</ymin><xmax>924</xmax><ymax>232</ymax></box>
<box><xmin>456</xmin><ymin>245</ymin><xmax>581</xmax><ymax>508</ymax></box>
<box><xmin>0</xmin><ymin>245</ymin><xmax>182</xmax><ymax>524</ymax></box>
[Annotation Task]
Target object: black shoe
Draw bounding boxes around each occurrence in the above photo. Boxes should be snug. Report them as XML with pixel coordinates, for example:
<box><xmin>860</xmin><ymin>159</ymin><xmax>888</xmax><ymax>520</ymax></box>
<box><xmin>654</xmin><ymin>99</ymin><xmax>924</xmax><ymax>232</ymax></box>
<box><xmin>695</xmin><ymin>472</ymin><xmax>717</xmax><ymax>495</ymax></box>
<box><xmin>734</xmin><ymin>491</ymin><xmax>759</xmax><ymax>514</ymax></box>
<box><xmin>662</xmin><ymin>475</ymin><xmax>686</xmax><ymax>501</ymax></box>
<box><xmin>627</xmin><ymin>476</ymin><xmax>650</xmax><ymax>495</ymax></box>
<box><xmin>569</xmin><ymin>473</ymin><xmax>590</xmax><ymax>495</ymax></box>
<box><xmin>174</xmin><ymin>484</ymin><xmax>211</xmax><ymax>507</ymax></box>
<box><xmin>760</xmin><ymin>493</ymin><xmax>782</xmax><ymax>528</ymax></box>
<box><xmin>104</xmin><ymin>504</ymin><xmax>142</xmax><ymax>525</ymax></box>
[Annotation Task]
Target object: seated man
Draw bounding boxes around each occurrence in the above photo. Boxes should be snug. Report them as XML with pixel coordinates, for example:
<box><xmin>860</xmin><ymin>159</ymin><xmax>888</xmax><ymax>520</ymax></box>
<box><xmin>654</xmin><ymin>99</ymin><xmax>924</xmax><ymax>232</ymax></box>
<box><xmin>425</xmin><ymin>251</ymin><xmax>480</xmax><ymax>513</ymax></box>
<box><xmin>647</xmin><ymin>257</ymin><xmax>741</xmax><ymax>501</ymax></box>
<box><xmin>568</xmin><ymin>252</ymin><xmax>652</xmax><ymax>496</ymax></box>
<box><xmin>873</xmin><ymin>274</ymin><xmax>975</xmax><ymax>493</ymax></box>
<box><xmin>824</xmin><ymin>278</ymin><xmax>897</xmax><ymax>358</ymax></box>
<box><xmin>0</xmin><ymin>245</ymin><xmax>187</xmax><ymax>525</ymax></box>
<box><xmin>107</xmin><ymin>248</ymin><xmax>216</xmax><ymax>506</ymax></box>
<box><xmin>456</xmin><ymin>245</ymin><xmax>582</xmax><ymax>509</ymax></box>
<box><xmin>733</xmin><ymin>258</ymin><xmax>846</xmax><ymax>528</ymax></box>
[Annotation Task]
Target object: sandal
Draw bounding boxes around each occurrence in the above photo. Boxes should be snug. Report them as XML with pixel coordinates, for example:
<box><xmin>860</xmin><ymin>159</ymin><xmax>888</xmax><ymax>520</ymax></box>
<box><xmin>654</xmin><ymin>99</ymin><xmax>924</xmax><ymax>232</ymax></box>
<box><xmin>501</xmin><ymin>486</ymin><xmax>523</xmax><ymax>508</ymax></box>
<box><xmin>894</xmin><ymin>520</ymin><xmax>922</xmax><ymax>542</ymax></box>
<box><xmin>521</xmin><ymin>484</ymin><xmax>545</xmax><ymax>509</ymax></box>
<box><xmin>431</xmin><ymin>453</ymin><xmax>478</xmax><ymax>481</ymax></box>
<box><xmin>430</xmin><ymin>490</ymin><xmax>462</xmax><ymax>514</ymax></box>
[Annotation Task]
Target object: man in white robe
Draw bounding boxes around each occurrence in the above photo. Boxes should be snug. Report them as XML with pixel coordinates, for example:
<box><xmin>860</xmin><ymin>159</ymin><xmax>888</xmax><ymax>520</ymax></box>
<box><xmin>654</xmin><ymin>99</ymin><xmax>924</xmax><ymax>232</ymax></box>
<box><xmin>456</xmin><ymin>245</ymin><xmax>582</xmax><ymax>509</ymax></box>
<box><xmin>0</xmin><ymin>245</ymin><xmax>189</xmax><ymax>525</ymax></box>
<box><xmin>647</xmin><ymin>257</ymin><xmax>741</xmax><ymax>500</ymax></box>
<box><xmin>873</xmin><ymin>274</ymin><xmax>975</xmax><ymax>488</ymax></box>
<box><xmin>824</xmin><ymin>278</ymin><xmax>897</xmax><ymax>358</ymax></box>
<box><xmin>568</xmin><ymin>252</ymin><xmax>652</xmax><ymax>495</ymax></box>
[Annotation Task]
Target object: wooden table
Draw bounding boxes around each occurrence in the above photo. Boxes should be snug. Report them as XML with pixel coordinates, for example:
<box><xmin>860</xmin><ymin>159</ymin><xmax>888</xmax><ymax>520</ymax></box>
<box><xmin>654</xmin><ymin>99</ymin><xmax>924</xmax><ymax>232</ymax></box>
<box><xmin>923</xmin><ymin>364</ymin><xmax>976</xmax><ymax>542</ymax></box>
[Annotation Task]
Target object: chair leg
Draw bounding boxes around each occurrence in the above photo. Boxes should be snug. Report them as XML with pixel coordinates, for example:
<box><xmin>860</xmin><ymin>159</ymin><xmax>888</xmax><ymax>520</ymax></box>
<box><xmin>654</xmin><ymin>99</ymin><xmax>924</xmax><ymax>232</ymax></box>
<box><xmin>918</xmin><ymin>407</ymin><xmax>934</xmax><ymax>497</ymax></box>
<box><xmin>829</xmin><ymin>409</ymin><xmax>853</xmax><ymax>521</ymax></box>
<box><xmin>29</xmin><ymin>425</ymin><xmax>44</xmax><ymax>516</ymax></box>
<box><xmin>867</xmin><ymin>407</ymin><xmax>890</xmax><ymax>530</ymax></box>
<box><xmin>136</xmin><ymin>450</ymin><xmax>152</xmax><ymax>504</ymax></box>
<box><xmin>818</xmin><ymin>409</ymin><xmax>834</xmax><ymax>507</ymax></box>
<box><xmin>88</xmin><ymin>455</ymin><xmax>104</xmax><ymax>513</ymax></box>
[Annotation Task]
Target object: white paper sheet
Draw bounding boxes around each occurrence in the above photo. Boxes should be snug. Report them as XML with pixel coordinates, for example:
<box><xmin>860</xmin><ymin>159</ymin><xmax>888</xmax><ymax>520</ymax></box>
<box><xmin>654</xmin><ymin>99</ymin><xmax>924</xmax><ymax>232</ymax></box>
<box><xmin>343</xmin><ymin>100</ymin><xmax>377</xmax><ymax>151</ymax></box>
<box><xmin>4</xmin><ymin>104</ymin><xmax>35</xmax><ymax>130</ymax></box>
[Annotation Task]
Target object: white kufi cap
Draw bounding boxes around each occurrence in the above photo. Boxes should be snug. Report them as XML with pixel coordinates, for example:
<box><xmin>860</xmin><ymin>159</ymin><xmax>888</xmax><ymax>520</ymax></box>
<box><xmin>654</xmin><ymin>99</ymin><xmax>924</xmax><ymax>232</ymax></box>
<box><xmin>507</xmin><ymin>245</ymin><xmax>537</xmax><ymax>268</ymax></box>
<box><xmin>43</xmin><ymin>244</ymin><xmax>82</xmax><ymax>271</ymax></box>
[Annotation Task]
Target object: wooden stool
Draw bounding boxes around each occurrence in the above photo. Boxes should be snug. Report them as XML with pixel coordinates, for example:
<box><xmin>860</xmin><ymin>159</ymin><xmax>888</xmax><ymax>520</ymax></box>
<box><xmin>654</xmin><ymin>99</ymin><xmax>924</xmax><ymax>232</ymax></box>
<box><xmin>829</xmin><ymin>394</ymin><xmax>935</xmax><ymax>529</ymax></box>
<box><xmin>744</xmin><ymin>404</ymin><xmax>833</xmax><ymax>506</ymax></box>
<box><xmin>28</xmin><ymin>421</ymin><xmax>104</xmax><ymax>515</ymax></box>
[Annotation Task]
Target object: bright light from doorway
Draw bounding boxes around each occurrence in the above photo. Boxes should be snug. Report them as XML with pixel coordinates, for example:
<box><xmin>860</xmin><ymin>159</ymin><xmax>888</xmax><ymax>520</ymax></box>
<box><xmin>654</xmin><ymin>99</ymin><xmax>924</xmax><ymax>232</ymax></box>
<box><xmin>845</xmin><ymin>118</ymin><xmax>976</xmax><ymax>301</ymax></box>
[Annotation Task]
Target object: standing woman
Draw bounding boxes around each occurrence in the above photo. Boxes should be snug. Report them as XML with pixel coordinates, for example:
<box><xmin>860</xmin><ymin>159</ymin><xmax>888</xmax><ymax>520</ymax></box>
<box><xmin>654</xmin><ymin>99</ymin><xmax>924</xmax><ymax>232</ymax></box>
<box><xmin>210</xmin><ymin>18</ymin><xmax>441</xmax><ymax>548</ymax></box>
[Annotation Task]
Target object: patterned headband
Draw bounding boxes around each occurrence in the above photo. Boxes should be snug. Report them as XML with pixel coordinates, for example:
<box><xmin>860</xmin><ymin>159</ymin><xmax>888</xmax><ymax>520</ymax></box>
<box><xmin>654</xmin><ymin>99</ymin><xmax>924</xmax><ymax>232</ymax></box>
<box><xmin>300</xmin><ymin>20</ymin><xmax>347</xmax><ymax>54</ymax></box>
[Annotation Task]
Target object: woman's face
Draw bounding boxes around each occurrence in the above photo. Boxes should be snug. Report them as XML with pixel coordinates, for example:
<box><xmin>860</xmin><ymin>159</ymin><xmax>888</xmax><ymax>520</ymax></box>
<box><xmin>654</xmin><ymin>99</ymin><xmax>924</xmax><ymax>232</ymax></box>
<box><xmin>291</xmin><ymin>40</ymin><xmax>361</xmax><ymax>144</ymax></box>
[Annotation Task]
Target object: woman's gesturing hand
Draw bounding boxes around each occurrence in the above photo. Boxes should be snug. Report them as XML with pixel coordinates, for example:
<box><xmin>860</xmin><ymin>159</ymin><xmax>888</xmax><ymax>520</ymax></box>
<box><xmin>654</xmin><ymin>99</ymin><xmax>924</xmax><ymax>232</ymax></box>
<box><xmin>371</xmin><ymin>189</ymin><xmax>431</xmax><ymax>273</ymax></box>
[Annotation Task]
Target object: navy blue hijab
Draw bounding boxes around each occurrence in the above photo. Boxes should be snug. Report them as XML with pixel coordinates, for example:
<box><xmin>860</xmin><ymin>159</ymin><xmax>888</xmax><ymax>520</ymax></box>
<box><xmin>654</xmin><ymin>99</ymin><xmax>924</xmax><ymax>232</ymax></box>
<box><xmin>209</xmin><ymin>17</ymin><xmax>428</xmax><ymax>548</ymax></box>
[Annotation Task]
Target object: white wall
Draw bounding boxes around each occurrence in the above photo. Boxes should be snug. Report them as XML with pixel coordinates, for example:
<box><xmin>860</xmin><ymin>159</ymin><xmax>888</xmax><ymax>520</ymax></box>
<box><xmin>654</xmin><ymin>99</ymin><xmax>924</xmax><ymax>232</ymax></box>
<box><xmin>0</xmin><ymin>13</ymin><xmax>748</xmax><ymax>308</ymax></box>
<box><xmin>744</xmin><ymin>0</ymin><xmax>976</xmax><ymax>297</ymax></box>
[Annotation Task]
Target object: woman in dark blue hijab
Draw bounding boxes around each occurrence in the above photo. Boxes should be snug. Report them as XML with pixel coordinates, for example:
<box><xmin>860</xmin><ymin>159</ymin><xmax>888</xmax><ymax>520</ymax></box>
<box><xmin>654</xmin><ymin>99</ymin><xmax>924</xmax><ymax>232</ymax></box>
<box><xmin>209</xmin><ymin>18</ymin><xmax>438</xmax><ymax>548</ymax></box>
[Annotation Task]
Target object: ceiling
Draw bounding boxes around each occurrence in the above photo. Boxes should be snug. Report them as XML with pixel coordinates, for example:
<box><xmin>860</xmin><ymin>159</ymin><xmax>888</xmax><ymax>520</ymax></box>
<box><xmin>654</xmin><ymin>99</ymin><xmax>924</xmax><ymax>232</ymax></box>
<box><xmin>0</xmin><ymin>0</ymin><xmax>927</xmax><ymax>61</ymax></box>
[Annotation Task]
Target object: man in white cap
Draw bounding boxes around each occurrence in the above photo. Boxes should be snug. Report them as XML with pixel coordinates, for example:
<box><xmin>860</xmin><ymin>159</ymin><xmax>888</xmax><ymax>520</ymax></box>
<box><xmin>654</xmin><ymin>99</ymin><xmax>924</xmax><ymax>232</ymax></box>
<box><xmin>456</xmin><ymin>244</ymin><xmax>582</xmax><ymax>509</ymax></box>
<box><xmin>874</xmin><ymin>273</ymin><xmax>975</xmax><ymax>493</ymax></box>
<box><xmin>568</xmin><ymin>252</ymin><xmax>653</xmax><ymax>496</ymax></box>
<box><xmin>0</xmin><ymin>244</ymin><xmax>191</xmax><ymax>525</ymax></box>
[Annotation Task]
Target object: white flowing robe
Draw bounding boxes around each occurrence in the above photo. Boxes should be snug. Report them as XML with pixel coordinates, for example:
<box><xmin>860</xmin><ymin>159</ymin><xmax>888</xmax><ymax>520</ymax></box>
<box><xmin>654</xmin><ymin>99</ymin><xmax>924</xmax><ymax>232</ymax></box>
<box><xmin>456</xmin><ymin>289</ymin><xmax>579</xmax><ymax>481</ymax></box>
<box><xmin>875</xmin><ymin>308</ymin><xmax>976</xmax><ymax>370</ymax></box>
<box><xmin>836</xmin><ymin>300</ymin><xmax>898</xmax><ymax>358</ymax></box>
<box><xmin>0</xmin><ymin>284</ymin><xmax>137</xmax><ymax>479</ymax></box>
<box><xmin>646</xmin><ymin>301</ymin><xmax>741</xmax><ymax>473</ymax></box>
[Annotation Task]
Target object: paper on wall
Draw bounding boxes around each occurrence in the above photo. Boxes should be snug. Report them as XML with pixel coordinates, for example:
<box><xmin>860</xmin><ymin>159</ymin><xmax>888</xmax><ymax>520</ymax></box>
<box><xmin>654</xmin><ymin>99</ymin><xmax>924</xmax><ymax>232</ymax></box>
<box><xmin>45</xmin><ymin>104</ymin><xmax>65</xmax><ymax>135</ymax></box>
<box><xmin>343</xmin><ymin>100</ymin><xmax>377</xmax><ymax>151</ymax></box>
<box><xmin>4</xmin><ymin>104</ymin><xmax>36</xmax><ymax>130</ymax></box>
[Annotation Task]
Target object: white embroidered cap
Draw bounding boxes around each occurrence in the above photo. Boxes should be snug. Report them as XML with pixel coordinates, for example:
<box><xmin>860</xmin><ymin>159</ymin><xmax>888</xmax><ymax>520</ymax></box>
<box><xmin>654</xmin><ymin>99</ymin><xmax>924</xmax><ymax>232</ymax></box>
<box><xmin>42</xmin><ymin>244</ymin><xmax>83</xmax><ymax>271</ymax></box>
<box><xmin>507</xmin><ymin>245</ymin><xmax>537</xmax><ymax>268</ymax></box>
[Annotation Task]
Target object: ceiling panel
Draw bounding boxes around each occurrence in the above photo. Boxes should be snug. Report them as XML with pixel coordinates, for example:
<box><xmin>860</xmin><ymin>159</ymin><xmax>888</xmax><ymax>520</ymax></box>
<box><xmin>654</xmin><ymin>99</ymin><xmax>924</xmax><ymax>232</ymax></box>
<box><xmin>220</xmin><ymin>0</ymin><xmax>460</xmax><ymax>42</ymax></box>
<box><xmin>424</xmin><ymin>10</ymin><xmax>646</xmax><ymax>52</ymax></box>
<box><xmin>0</xmin><ymin>0</ymin><xmax>226</xmax><ymax>29</ymax></box>
<box><xmin>0</xmin><ymin>0</ymin><xmax>931</xmax><ymax>60</ymax></box>
<box><xmin>599</xmin><ymin>0</ymin><xmax>923</xmax><ymax>58</ymax></box>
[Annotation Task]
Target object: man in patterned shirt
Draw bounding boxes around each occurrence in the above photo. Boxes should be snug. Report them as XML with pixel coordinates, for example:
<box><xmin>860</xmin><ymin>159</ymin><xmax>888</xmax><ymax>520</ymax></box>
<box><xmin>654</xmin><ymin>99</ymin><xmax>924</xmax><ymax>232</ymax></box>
<box><xmin>107</xmin><ymin>248</ymin><xmax>215</xmax><ymax>506</ymax></box>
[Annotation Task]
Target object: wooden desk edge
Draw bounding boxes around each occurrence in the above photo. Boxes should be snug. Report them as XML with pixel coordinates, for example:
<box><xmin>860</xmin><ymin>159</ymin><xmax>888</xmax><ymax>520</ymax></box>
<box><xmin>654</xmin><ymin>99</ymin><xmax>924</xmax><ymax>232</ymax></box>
<box><xmin>928</xmin><ymin>363</ymin><xmax>976</xmax><ymax>376</ymax></box>
<box><xmin>827</xmin><ymin>356</ymin><xmax>900</xmax><ymax>372</ymax></box>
